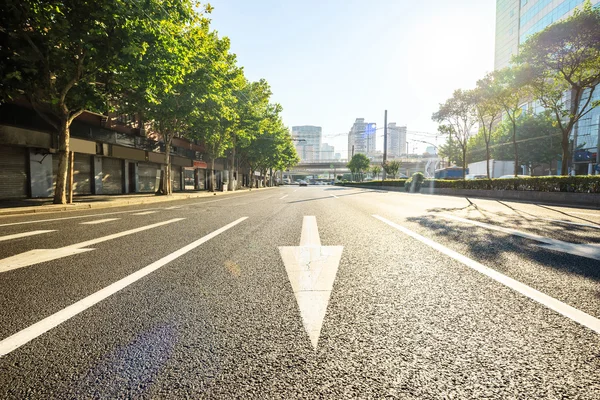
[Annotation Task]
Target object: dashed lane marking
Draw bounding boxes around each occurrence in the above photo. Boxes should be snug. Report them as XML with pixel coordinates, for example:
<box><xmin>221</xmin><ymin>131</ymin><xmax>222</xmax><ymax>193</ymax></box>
<box><xmin>0</xmin><ymin>230</ymin><xmax>56</xmax><ymax>242</ymax></box>
<box><xmin>279</xmin><ymin>195</ymin><xmax>289</xmax><ymax>200</ymax></box>
<box><xmin>80</xmin><ymin>218</ymin><xmax>120</xmax><ymax>225</ymax></box>
<box><xmin>373</xmin><ymin>215</ymin><xmax>600</xmax><ymax>336</ymax></box>
<box><xmin>0</xmin><ymin>219</ymin><xmax>184</xmax><ymax>273</ymax></box>
<box><xmin>0</xmin><ymin>208</ymin><xmax>158</xmax><ymax>227</ymax></box>
<box><xmin>132</xmin><ymin>211</ymin><xmax>158</xmax><ymax>215</ymax></box>
<box><xmin>0</xmin><ymin>217</ymin><xmax>248</xmax><ymax>357</ymax></box>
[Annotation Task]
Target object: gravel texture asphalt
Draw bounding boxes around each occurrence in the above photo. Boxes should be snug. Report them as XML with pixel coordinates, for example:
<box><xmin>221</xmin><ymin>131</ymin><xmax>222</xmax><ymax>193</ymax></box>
<box><xmin>0</xmin><ymin>186</ymin><xmax>599</xmax><ymax>399</ymax></box>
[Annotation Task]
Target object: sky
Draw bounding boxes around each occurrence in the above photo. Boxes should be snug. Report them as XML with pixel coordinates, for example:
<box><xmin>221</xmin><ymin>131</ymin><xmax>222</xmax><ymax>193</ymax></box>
<box><xmin>207</xmin><ymin>0</ymin><xmax>497</xmax><ymax>156</ymax></box>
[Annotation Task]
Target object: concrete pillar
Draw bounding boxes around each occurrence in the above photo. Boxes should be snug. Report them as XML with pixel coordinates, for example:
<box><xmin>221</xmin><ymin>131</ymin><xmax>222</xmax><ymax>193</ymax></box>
<box><xmin>92</xmin><ymin>156</ymin><xmax>103</xmax><ymax>194</ymax></box>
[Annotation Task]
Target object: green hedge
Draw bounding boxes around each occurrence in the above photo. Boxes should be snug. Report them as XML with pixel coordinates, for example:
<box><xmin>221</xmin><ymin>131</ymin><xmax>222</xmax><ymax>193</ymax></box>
<box><xmin>339</xmin><ymin>176</ymin><xmax>600</xmax><ymax>193</ymax></box>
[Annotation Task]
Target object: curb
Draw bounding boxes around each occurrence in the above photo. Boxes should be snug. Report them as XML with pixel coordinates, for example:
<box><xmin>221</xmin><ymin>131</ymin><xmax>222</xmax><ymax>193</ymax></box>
<box><xmin>0</xmin><ymin>187</ymin><xmax>278</xmax><ymax>217</ymax></box>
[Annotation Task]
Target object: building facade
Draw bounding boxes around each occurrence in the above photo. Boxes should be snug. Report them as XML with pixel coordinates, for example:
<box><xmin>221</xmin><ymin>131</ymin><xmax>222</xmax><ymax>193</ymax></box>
<box><xmin>494</xmin><ymin>0</ymin><xmax>600</xmax><ymax>174</ymax></box>
<box><xmin>292</xmin><ymin>125</ymin><xmax>322</xmax><ymax>162</ymax></box>
<box><xmin>386</xmin><ymin>123</ymin><xmax>407</xmax><ymax>159</ymax></box>
<box><xmin>0</xmin><ymin>102</ymin><xmax>239</xmax><ymax>199</ymax></box>
<box><xmin>347</xmin><ymin>118</ymin><xmax>376</xmax><ymax>160</ymax></box>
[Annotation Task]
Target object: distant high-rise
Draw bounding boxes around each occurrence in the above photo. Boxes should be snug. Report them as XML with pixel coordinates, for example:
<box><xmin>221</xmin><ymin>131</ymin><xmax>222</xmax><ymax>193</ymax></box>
<box><xmin>347</xmin><ymin>118</ymin><xmax>376</xmax><ymax>160</ymax></box>
<box><xmin>386</xmin><ymin>123</ymin><xmax>407</xmax><ymax>159</ymax></box>
<box><xmin>292</xmin><ymin>126</ymin><xmax>322</xmax><ymax>162</ymax></box>
<box><xmin>321</xmin><ymin>143</ymin><xmax>335</xmax><ymax>161</ymax></box>
<box><xmin>495</xmin><ymin>0</ymin><xmax>600</xmax><ymax>70</ymax></box>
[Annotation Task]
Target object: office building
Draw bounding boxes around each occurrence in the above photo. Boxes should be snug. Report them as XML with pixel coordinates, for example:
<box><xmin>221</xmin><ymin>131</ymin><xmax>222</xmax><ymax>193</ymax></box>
<box><xmin>347</xmin><ymin>118</ymin><xmax>376</xmax><ymax>160</ymax></box>
<box><xmin>495</xmin><ymin>0</ymin><xmax>600</xmax><ymax>70</ymax></box>
<box><xmin>386</xmin><ymin>123</ymin><xmax>407</xmax><ymax>159</ymax></box>
<box><xmin>292</xmin><ymin>125</ymin><xmax>322</xmax><ymax>162</ymax></box>
<box><xmin>321</xmin><ymin>143</ymin><xmax>335</xmax><ymax>161</ymax></box>
<box><xmin>494</xmin><ymin>0</ymin><xmax>600</xmax><ymax>174</ymax></box>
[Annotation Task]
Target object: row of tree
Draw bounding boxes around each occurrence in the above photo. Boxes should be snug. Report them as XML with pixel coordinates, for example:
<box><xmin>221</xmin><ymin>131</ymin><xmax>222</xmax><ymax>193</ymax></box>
<box><xmin>433</xmin><ymin>2</ymin><xmax>600</xmax><ymax>178</ymax></box>
<box><xmin>0</xmin><ymin>0</ymin><xmax>299</xmax><ymax>203</ymax></box>
<box><xmin>346</xmin><ymin>153</ymin><xmax>403</xmax><ymax>180</ymax></box>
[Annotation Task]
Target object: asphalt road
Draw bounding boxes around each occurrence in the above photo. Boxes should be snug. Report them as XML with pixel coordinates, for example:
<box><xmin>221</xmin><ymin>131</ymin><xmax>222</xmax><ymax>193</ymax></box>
<box><xmin>0</xmin><ymin>186</ymin><xmax>599</xmax><ymax>399</ymax></box>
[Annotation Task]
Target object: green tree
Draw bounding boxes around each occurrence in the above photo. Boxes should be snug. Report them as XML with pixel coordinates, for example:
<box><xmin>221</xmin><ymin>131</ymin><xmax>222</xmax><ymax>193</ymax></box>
<box><xmin>347</xmin><ymin>153</ymin><xmax>370</xmax><ymax>181</ymax></box>
<box><xmin>515</xmin><ymin>1</ymin><xmax>600</xmax><ymax>175</ymax></box>
<box><xmin>473</xmin><ymin>75</ymin><xmax>503</xmax><ymax>178</ymax></box>
<box><xmin>492</xmin><ymin>113</ymin><xmax>562</xmax><ymax>173</ymax></box>
<box><xmin>437</xmin><ymin>126</ymin><xmax>464</xmax><ymax>167</ymax></box>
<box><xmin>491</xmin><ymin>68</ymin><xmax>529</xmax><ymax>176</ymax></box>
<box><xmin>371</xmin><ymin>165</ymin><xmax>382</xmax><ymax>180</ymax></box>
<box><xmin>432</xmin><ymin>90</ymin><xmax>478</xmax><ymax>179</ymax></box>
<box><xmin>0</xmin><ymin>0</ymin><xmax>197</xmax><ymax>203</ymax></box>
<box><xmin>382</xmin><ymin>160</ymin><xmax>401</xmax><ymax>179</ymax></box>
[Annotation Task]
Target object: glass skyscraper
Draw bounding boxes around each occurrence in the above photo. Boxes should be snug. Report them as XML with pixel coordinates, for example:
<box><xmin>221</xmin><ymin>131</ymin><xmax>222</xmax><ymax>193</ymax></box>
<box><xmin>494</xmin><ymin>0</ymin><xmax>600</xmax><ymax>174</ymax></box>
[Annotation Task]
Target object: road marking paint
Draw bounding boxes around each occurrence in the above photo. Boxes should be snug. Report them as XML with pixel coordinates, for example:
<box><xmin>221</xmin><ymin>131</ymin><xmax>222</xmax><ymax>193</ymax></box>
<box><xmin>279</xmin><ymin>216</ymin><xmax>343</xmax><ymax>349</ymax></box>
<box><xmin>330</xmin><ymin>194</ymin><xmax>339</xmax><ymax>199</ymax></box>
<box><xmin>0</xmin><ymin>217</ymin><xmax>248</xmax><ymax>357</ymax></box>
<box><xmin>164</xmin><ymin>206</ymin><xmax>182</xmax><ymax>210</ymax></box>
<box><xmin>132</xmin><ymin>211</ymin><xmax>158</xmax><ymax>215</ymax></box>
<box><xmin>279</xmin><ymin>195</ymin><xmax>289</xmax><ymax>200</ymax></box>
<box><xmin>79</xmin><ymin>218</ymin><xmax>120</xmax><ymax>225</ymax></box>
<box><xmin>0</xmin><ymin>219</ymin><xmax>184</xmax><ymax>273</ymax></box>
<box><xmin>0</xmin><ymin>208</ymin><xmax>158</xmax><ymax>227</ymax></box>
<box><xmin>373</xmin><ymin>215</ymin><xmax>600</xmax><ymax>335</ymax></box>
<box><xmin>0</xmin><ymin>230</ymin><xmax>56</xmax><ymax>242</ymax></box>
<box><xmin>438</xmin><ymin>214</ymin><xmax>600</xmax><ymax>261</ymax></box>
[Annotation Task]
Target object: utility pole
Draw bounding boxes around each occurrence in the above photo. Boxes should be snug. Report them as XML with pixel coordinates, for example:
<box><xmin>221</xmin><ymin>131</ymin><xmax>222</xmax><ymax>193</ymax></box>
<box><xmin>382</xmin><ymin>110</ymin><xmax>388</xmax><ymax>181</ymax></box>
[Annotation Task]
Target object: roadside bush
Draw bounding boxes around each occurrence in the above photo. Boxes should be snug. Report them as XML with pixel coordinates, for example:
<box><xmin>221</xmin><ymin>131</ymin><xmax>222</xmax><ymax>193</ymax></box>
<box><xmin>341</xmin><ymin>176</ymin><xmax>600</xmax><ymax>193</ymax></box>
<box><xmin>424</xmin><ymin>176</ymin><xmax>600</xmax><ymax>193</ymax></box>
<box><xmin>405</xmin><ymin>172</ymin><xmax>425</xmax><ymax>193</ymax></box>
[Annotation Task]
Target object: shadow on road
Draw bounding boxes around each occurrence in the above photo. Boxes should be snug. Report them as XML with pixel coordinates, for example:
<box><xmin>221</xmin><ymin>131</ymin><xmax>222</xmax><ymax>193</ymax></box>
<box><xmin>406</xmin><ymin>213</ymin><xmax>600</xmax><ymax>283</ymax></box>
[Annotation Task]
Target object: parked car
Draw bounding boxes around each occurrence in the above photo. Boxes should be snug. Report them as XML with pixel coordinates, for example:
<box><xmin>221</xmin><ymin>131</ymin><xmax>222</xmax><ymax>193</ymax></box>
<box><xmin>299</xmin><ymin>180</ymin><xmax>308</xmax><ymax>186</ymax></box>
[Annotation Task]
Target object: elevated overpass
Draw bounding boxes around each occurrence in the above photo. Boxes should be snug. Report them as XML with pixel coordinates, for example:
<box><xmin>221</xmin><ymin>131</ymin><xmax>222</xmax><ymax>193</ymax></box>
<box><xmin>289</xmin><ymin>158</ymin><xmax>443</xmax><ymax>177</ymax></box>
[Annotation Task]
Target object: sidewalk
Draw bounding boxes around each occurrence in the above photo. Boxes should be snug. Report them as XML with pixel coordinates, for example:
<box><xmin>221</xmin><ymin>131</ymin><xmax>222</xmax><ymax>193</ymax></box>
<box><xmin>0</xmin><ymin>187</ymin><xmax>276</xmax><ymax>217</ymax></box>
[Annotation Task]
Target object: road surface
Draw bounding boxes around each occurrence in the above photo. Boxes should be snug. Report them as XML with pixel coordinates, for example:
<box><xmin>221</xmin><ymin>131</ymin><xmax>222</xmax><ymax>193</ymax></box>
<box><xmin>0</xmin><ymin>186</ymin><xmax>599</xmax><ymax>398</ymax></box>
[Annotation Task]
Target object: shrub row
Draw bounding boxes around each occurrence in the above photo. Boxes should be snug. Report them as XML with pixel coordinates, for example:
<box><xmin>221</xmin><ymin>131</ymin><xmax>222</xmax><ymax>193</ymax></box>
<box><xmin>339</xmin><ymin>176</ymin><xmax>600</xmax><ymax>193</ymax></box>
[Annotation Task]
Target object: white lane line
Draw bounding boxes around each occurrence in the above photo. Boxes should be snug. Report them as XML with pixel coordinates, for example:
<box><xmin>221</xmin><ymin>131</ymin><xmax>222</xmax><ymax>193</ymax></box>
<box><xmin>132</xmin><ymin>211</ymin><xmax>158</xmax><ymax>216</ymax></box>
<box><xmin>0</xmin><ymin>217</ymin><xmax>248</xmax><ymax>357</ymax></box>
<box><xmin>79</xmin><ymin>218</ymin><xmax>120</xmax><ymax>225</ymax></box>
<box><xmin>279</xmin><ymin>195</ymin><xmax>289</xmax><ymax>200</ymax></box>
<box><xmin>373</xmin><ymin>215</ymin><xmax>600</xmax><ymax>336</ymax></box>
<box><xmin>0</xmin><ymin>230</ymin><xmax>56</xmax><ymax>242</ymax></box>
<box><xmin>438</xmin><ymin>214</ymin><xmax>600</xmax><ymax>261</ymax></box>
<box><xmin>0</xmin><ymin>219</ymin><xmax>185</xmax><ymax>273</ymax></box>
<box><xmin>0</xmin><ymin>208</ymin><xmax>158</xmax><ymax>227</ymax></box>
<box><xmin>330</xmin><ymin>194</ymin><xmax>339</xmax><ymax>199</ymax></box>
<box><xmin>164</xmin><ymin>206</ymin><xmax>182</xmax><ymax>210</ymax></box>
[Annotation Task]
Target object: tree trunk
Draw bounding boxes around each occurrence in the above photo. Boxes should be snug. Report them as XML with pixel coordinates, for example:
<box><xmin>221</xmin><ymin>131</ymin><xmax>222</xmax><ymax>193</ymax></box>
<box><xmin>462</xmin><ymin>146</ymin><xmax>467</xmax><ymax>186</ymax></box>
<box><xmin>485</xmin><ymin>141</ymin><xmax>491</xmax><ymax>179</ymax></box>
<box><xmin>228</xmin><ymin>146</ymin><xmax>235</xmax><ymax>192</ymax></box>
<box><xmin>163</xmin><ymin>138</ymin><xmax>172</xmax><ymax>195</ymax></box>
<box><xmin>53</xmin><ymin>117</ymin><xmax>70</xmax><ymax>204</ymax></box>
<box><xmin>512</xmin><ymin>118</ymin><xmax>519</xmax><ymax>176</ymax></box>
<box><xmin>561</xmin><ymin>129</ymin><xmax>570</xmax><ymax>176</ymax></box>
<box><xmin>210</xmin><ymin>158</ymin><xmax>216</xmax><ymax>192</ymax></box>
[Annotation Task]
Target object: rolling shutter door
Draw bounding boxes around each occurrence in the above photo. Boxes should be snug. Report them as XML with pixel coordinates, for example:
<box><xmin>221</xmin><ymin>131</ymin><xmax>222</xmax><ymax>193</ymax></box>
<box><xmin>171</xmin><ymin>166</ymin><xmax>181</xmax><ymax>191</ymax></box>
<box><xmin>73</xmin><ymin>154</ymin><xmax>92</xmax><ymax>195</ymax></box>
<box><xmin>138</xmin><ymin>162</ymin><xmax>159</xmax><ymax>193</ymax></box>
<box><xmin>102</xmin><ymin>157</ymin><xmax>123</xmax><ymax>194</ymax></box>
<box><xmin>0</xmin><ymin>146</ymin><xmax>27</xmax><ymax>198</ymax></box>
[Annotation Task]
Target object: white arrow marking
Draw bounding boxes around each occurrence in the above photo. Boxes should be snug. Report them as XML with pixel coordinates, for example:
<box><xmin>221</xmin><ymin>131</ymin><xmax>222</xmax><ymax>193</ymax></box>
<box><xmin>439</xmin><ymin>214</ymin><xmax>600</xmax><ymax>261</ymax></box>
<box><xmin>279</xmin><ymin>216</ymin><xmax>343</xmax><ymax>349</ymax></box>
<box><xmin>0</xmin><ymin>218</ymin><xmax>184</xmax><ymax>273</ymax></box>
